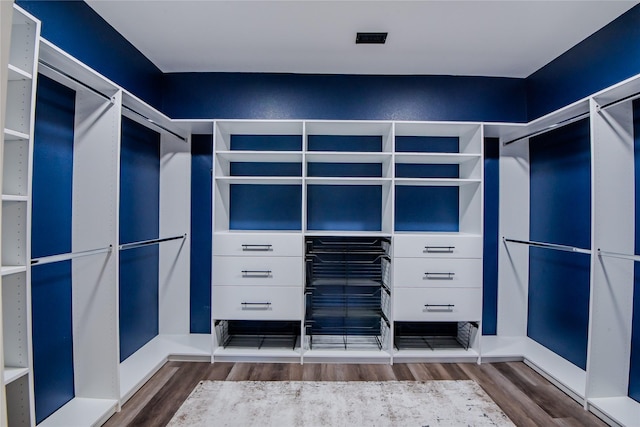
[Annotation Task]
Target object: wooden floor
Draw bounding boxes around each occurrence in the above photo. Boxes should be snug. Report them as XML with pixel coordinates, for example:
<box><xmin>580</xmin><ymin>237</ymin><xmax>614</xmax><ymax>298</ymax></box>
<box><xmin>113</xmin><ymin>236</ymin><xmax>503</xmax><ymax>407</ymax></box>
<box><xmin>104</xmin><ymin>361</ymin><xmax>608</xmax><ymax>427</ymax></box>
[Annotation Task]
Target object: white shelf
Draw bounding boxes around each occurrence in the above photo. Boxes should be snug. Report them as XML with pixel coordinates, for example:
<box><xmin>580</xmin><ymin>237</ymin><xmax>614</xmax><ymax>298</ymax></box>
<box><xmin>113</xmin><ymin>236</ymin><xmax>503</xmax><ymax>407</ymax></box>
<box><xmin>306</xmin><ymin>177</ymin><xmax>391</xmax><ymax>185</ymax></box>
<box><xmin>119</xmin><ymin>334</ymin><xmax>210</xmax><ymax>402</ymax></box>
<box><xmin>394</xmin><ymin>153</ymin><xmax>481</xmax><ymax>164</ymax></box>
<box><xmin>213</xmin><ymin>347</ymin><xmax>302</xmax><ymax>362</ymax></box>
<box><xmin>37</xmin><ymin>397</ymin><xmax>118</xmax><ymax>427</ymax></box>
<box><xmin>393</xmin><ymin>348</ymin><xmax>479</xmax><ymax>362</ymax></box>
<box><xmin>394</xmin><ymin>178</ymin><xmax>481</xmax><ymax>186</ymax></box>
<box><xmin>7</xmin><ymin>64</ymin><xmax>32</xmax><ymax>81</ymax></box>
<box><xmin>3</xmin><ymin>128</ymin><xmax>29</xmax><ymax>141</ymax></box>
<box><xmin>216</xmin><ymin>177</ymin><xmax>303</xmax><ymax>185</ymax></box>
<box><xmin>306</xmin><ymin>152</ymin><xmax>391</xmax><ymax>163</ymax></box>
<box><xmin>303</xmin><ymin>349</ymin><xmax>392</xmax><ymax>363</ymax></box>
<box><xmin>216</xmin><ymin>151</ymin><xmax>303</xmax><ymax>162</ymax></box>
<box><xmin>2</xmin><ymin>195</ymin><xmax>28</xmax><ymax>202</ymax></box>
<box><xmin>588</xmin><ymin>396</ymin><xmax>640</xmax><ymax>427</ymax></box>
<box><xmin>304</xmin><ymin>230</ymin><xmax>391</xmax><ymax>237</ymax></box>
<box><xmin>1</xmin><ymin>266</ymin><xmax>27</xmax><ymax>276</ymax></box>
<box><xmin>3</xmin><ymin>366</ymin><xmax>28</xmax><ymax>385</ymax></box>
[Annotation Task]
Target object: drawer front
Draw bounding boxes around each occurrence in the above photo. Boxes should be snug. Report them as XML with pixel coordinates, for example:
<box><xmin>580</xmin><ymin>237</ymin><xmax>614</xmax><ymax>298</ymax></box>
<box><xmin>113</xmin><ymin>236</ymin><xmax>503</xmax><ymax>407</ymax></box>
<box><xmin>213</xmin><ymin>233</ymin><xmax>303</xmax><ymax>257</ymax></box>
<box><xmin>212</xmin><ymin>286</ymin><xmax>302</xmax><ymax>320</ymax></box>
<box><xmin>213</xmin><ymin>256</ymin><xmax>302</xmax><ymax>286</ymax></box>
<box><xmin>393</xmin><ymin>235</ymin><xmax>482</xmax><ymax>258</ymax></box>
<box><xmin>394</xmin><ymin>288</ymin><xmax>481</xmax><ymax>321</ymax></box>
<box><xmin>393</xmin><ymin>258</ymin><xmax>482</xmax><ymax>288</ymax></box>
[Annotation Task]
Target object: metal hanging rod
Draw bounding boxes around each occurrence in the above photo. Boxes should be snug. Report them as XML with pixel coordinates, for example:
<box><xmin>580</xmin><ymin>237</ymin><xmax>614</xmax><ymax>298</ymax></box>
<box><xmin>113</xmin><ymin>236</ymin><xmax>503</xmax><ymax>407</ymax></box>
<box><xmin>31</xmin><ymin>245</ymin><xmax>113</xmax><ymax>266</ymax></box>
<box><xmin>597</xmin><ymin>249</ymin><xmax>640</xmax><ymax>262</ymax></box>
<box><xmin>39</xmin><ymin>59</ymin><xmax>114</xmax><ymax>103</ymax></box>
<box><xmin>503</xmin><ymin>237</ymin><xmax>591</xmax><ymax>255</ymax></box>
<box><xmin>502</xmin><ymin>111</ymin><xmax>590</xmax><ymax>146</ymax></box>
<box><xmin>121</xmin><ymin>104</ymin><xmax>188</xmax><ymax>143</ymax></box>
<box><xmin>38</xmin><ymin>60</ymin><xmax>187</xmax><ymax>143</ymax></box>
<box><xmin>597</xmin><ymin>90</ymin><xmax>640</xmax><ymax>112</ymax></box>
<box><xmin>119</xmin><ymin>234</ymin><xmax>186</xmax><ymax>251</ymax></box>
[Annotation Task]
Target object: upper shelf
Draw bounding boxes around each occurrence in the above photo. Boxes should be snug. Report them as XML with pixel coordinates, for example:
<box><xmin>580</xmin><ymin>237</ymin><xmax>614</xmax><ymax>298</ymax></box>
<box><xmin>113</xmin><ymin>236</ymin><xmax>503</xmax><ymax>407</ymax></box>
<box><xmin>7</xmin><ymin>64</ymin><xmax>32</xmax><ymax>81</ymax></box>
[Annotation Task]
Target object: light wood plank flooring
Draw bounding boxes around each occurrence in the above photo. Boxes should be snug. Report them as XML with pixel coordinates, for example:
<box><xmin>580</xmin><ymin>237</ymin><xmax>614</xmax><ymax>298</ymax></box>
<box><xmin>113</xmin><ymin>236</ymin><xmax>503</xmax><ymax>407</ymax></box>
<box><xmin>104</xmin><ymin>362</ymin><xmax>608</xmax><ymax>426</ymax></box>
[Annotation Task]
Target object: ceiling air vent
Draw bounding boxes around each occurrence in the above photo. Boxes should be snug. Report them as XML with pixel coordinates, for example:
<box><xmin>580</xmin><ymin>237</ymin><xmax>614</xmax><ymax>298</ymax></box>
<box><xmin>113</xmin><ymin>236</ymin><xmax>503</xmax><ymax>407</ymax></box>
<box><xmin>356</xmin><ymin>32</ymin><xmax>387</xmax><ymax>44</ymax></box>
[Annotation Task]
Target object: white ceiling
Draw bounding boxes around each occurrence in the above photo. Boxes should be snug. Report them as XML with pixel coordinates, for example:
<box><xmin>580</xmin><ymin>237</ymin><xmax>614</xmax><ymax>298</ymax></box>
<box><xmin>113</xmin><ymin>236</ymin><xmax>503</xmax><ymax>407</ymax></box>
<box><xmin>85</xmin><ymin>0</ymin><xmax>639</xmax><ymax>78</ymax></box>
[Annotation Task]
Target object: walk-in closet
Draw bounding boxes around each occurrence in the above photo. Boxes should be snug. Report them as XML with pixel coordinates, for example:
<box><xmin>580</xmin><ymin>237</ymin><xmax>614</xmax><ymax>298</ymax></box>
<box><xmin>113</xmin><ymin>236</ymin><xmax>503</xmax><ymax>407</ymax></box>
<box><xmin>2</xmin><ymin>1</ymin><xmax>640</xmax><ymax>426</ymax></box>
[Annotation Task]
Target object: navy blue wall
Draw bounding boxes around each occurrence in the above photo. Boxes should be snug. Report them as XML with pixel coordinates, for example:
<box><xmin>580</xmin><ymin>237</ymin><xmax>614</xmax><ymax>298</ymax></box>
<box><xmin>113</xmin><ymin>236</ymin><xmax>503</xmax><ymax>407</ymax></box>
<box><xmin>482</xmin><ymin>138</ymin><xmax>499</xmax><ymax>335</ymax></box>
<box><xmin>527</xmin><ymin>5</ymin><xmax>640</xmax><ymax>120</ymax></box>
<box><xmin>119</xmin><ymin>117</ymin><xmax>160</xmax><ymax>361</ymax></box>
<box><xmin>16</xmin><ymin>0</ymin><xmax>163</xmax><ymax>109</ymax></box>
<box><xmin>630</xmin><ymin>99</ymin><xmax>640</xmax><ymax>402</ymax></box>
<box><xmin>31</xmin><ymin>75</ymin><xmax>75</xmax><ymax>423</ymax></box>
<box><xmin>190</xmin><ymin>134</ymin><xmax>213</xmax><ymax>333</ymax></box>
<box><xmin>528</xmin><ymin>119</ymin><xmax>591</xmax><ymax>370</ymax></box>
<box><xmin>161</xmin><ymin>73</ymin><xmax>527</xmax><ymax>122</ymax></box>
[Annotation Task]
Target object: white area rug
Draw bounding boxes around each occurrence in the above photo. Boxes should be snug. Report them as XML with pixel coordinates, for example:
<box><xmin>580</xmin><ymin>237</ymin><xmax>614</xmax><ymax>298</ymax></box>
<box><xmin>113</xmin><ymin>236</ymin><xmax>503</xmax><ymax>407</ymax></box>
<box><xmin>167</xmin><ymin>380</ymin><xmax>514</xmax><ymax>426</ymax></box>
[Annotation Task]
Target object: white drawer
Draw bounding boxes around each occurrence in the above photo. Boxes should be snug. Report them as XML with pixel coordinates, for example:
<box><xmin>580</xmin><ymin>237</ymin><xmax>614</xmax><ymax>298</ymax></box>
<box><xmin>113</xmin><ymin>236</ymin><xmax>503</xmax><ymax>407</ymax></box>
<box><xmin>393</xmin><ymin>235</ymin><xmax>482</xmax><ymax>258</ymax></box>
<box><xmin>393</xmin><ymin>258</ymin><xmax>482</xmax><ymax>288</ymax></box>
<box><xmin>212</xmin><ymin>286</ymin><xmax>302</xmax><ymax>320</ymax></box>
<box><xmin>213</xmin><ymin>233</ymin><xmax>302</xmax><ymax>257</ymax></box>
<box><xmin>213</xmin><ymin>256</ymin><xmax>302</xmax><ymax>286</ymax></box>
<box><xmin>394</xmin><ymin>288</ymin><xmax>481</xmax><ymax>321</ymax></box>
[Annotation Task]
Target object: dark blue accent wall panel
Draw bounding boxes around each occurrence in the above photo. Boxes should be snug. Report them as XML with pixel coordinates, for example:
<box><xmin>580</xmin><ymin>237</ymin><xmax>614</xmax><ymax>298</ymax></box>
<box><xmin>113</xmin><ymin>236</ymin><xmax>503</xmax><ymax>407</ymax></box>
<box><xmin>119</xmin><ymin>117</ymin><xmax>160</xmax><ymax>361</ymax></box>
<box><xmin>529</xmin><ymin>119</ymin><xmax>591</xmax><ymax>249</ymax></box>
<box><xmin>230</xmin><ymin>135</ymin><xmax>302</xmax><ymax>151</ymax></box>
<box><xmin>191</xmin><ymin>134</ymin><xmax>213</xmax><ymax>334</ymax></box>
<box><xmin>394</xmin><ymin>186</ymin><xmax>459</xmax><ymax>232</ymax></box>
<box><xmin>162</xmin><ymin>73</ymin><xmax>527</xmax><ymax>122</ymax></box>
<box><xmin>395</xmin><ymin>136</ymin><xmax>459</xmax><ymax>153</ymax></box>
<box><xmin>16</xmin><ymin>0</ymin><xmax>163</xmax><ymax>109</ymax></box>
<box><xmin>119</xmin><ymin>246</ymin><xmax>159</xmax><ymax>361</ymax></box>
<box><xmin>307</xmin><ymin>185</ymin><xmax>381</xmax><ymax>231</ymax></box>
<box><xmin>528</xmin><ymin>118</ymin><xmax>591</xmax><ymax>369</ymax></box>
<box><xmin>630</xmin><ymin>99</ymin><xmax>640</xmax><ymax>402</ymax></box>
<box><xmin>482</xmin><ymin>138</ymin><xmax>499</xmax><ymax>335</ymax></box>
<box><xmin>119</xmin><ymin>117</ymin><xmax>160</xmax><ymax>244</ymax></box>
<box><xmin>528</xmin><ymin>249</ymin><xmax>591</xmax><ymax>370</ymax></box>
<box><xmin>308</xmin><ymin>135</ymin><xmax>382</xmax><ymax>152</ymax></box>
<box><xmin>231</xmin><ymin>162</ymin><xmax>301</xmax><ymax>177</ymax></box>
<box><xmin>308</xmin><ymin>163</ymin><xmax>382</xmax><ymax>178</ymax></box>
<box><xmin>230</xmin><ymin>184</ymin><xmax>302</xmax><ymax>230</ymax></box>
<box><xmin>32</xmin><ymin>262</ymin><xmax>74</xmax><ymax>424</ymax></box>
<box><xmin>527</xmin><ymin>5</ymin><xmax>640</xmax><ymax>120</ymax></box>
<box><xmin>32</xmin><ymin>74</ymin><xmax>75</xmax><ymax>258</ymax></box>
<box><xmin>395</xmin><ymin>164</ymin><xmax>459</xmax><ymax>179</ymax></box>
<box><xmin>31</xmin><ymin>75</ymin><xmax>76</xmax><ymax>423</ymax></box>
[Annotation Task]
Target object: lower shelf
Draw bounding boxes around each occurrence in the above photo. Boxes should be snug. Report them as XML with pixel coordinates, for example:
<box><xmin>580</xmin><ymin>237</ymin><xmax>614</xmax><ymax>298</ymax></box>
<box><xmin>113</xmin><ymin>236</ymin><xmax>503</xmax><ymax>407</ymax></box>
<box><xmin>37</xmin><ymin>397</ymin><xmax>118</xmax><ymax>427</ymax></box>
<box><xmin>119</xmin><ymin>334</ymin><xmax>211</xmax><ymax>403</ymax></box>
<box><xmin>588</xmin><ymin>396</ymin><xmax>640</xmax><ymax>427</ymax></box>
<box><xmin>3</xmin><ymin>366</ymin><xmax>29</xmax><ymax>385</ymax></box>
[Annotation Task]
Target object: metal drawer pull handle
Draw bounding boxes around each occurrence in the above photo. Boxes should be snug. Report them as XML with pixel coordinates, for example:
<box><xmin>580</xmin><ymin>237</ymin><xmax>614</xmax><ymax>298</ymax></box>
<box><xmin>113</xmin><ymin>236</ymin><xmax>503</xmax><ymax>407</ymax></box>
<box><xmin>424</xmin><ymin>246</ymin><xmax>455</xmax><ymax>253</ymax></box>
<box><xmin>424</xmin><ymin>272</ymin><xmax>455</xmax><ymax>280</ymax></box>
<box><xmin>424</xmin><ymin>304</ymin><xmax>455</xmax><ymax>311</ymax></box>
<box><xmin>241</xmin><ymin>302</ymin><xmax>272</xmax><ymax>310</ymax></box>
<box><xmin>242</xmin><ymin>244</ymin><xmax>273</xmax><ymax>251</ymax></box>
<box><xmin>241</xmin><ymin>270</ymin><xmax>272</xmax><ymax>277</ymax></box>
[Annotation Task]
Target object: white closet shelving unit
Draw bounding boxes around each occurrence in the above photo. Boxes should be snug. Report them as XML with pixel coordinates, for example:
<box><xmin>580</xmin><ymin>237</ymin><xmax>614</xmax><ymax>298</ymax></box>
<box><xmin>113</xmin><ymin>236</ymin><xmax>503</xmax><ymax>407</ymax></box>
<box><xmin>210</xmin><ymin>120</ymin><xmax>485</xmax><ymax>364</ymax></box>
<box><xmin>483</xmin><ymin>74</ymin><xmax>640</xmax><ymax>425</ymax></box>
<box><xmin>392</xmin><ymin>122</ymin><xmax>483</xmax><ymax>363</ymax></box>
<box><xmin>1</xmin><ymin>5</ymin><xmax>39</xmax><ymax>426</ymax></box>
<box><xmin>118</xmin><ymin>91</ymin><xmax>210</xmax><ymax>404</ymax></box>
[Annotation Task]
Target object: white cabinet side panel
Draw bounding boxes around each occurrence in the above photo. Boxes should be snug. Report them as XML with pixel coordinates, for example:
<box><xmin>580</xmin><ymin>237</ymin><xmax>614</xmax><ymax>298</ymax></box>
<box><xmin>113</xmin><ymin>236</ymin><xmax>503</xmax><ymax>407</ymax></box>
<box><xmin>72</xmin><ymin>90</ymin><xmax>121</xmax><ymax>399</ymax></box>
<box><xmin>497</xmin><ymin>139</ymin><xmax>530</xmax><ymax>337</ymax></box>
<box><xmin>159</xmin><ymin>134</ymin><xmax>191</xmax><ymax>334</ymax></box>
<box><xmin>587</xmin><ymin>100</ymin><xmax>635</xmax><ymax>398</ymax></box>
